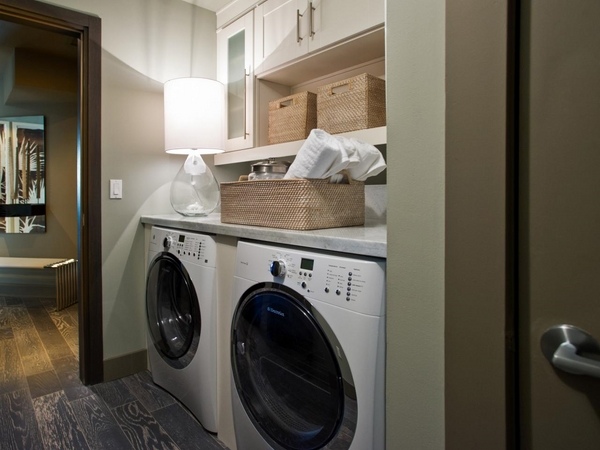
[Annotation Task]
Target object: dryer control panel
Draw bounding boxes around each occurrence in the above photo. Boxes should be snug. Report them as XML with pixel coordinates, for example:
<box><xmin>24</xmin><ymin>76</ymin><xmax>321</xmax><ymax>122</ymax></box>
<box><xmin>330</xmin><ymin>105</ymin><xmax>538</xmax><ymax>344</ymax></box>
<box><xmin>235</xmin><ymin>241</ymin><xmax>385</xmax><ymax>316</ymax></box>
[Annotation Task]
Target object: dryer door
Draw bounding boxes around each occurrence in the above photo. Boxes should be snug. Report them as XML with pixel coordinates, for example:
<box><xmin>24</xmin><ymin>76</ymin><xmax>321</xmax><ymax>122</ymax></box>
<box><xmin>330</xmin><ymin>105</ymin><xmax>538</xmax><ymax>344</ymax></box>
<box><xmin>231</xmin><ymin>282</ymin><xmax>355</xmax><ymax>450</ymax></box>
<box><xmin>146</xmin><ymin>252</ymin><xmax>200</xmax><ymax>369</ymax></box>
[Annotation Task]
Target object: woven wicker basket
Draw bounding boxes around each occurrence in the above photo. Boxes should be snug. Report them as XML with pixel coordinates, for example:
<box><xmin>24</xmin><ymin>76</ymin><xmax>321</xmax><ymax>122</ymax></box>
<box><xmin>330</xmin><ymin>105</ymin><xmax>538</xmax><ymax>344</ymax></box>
<box><xmin>220</xmin><ymin>178</ymin><xmax>364</xmax><ymax>230</ymax></box>
<box><xmin>317</xmin><ymin>73</ymin><xmax>386</xmax><ymax>134</ymax></box>
<box><xmin>268</xmin><ymin>91</ymin><xmax>317</xmax><ymax>144</ymax></box>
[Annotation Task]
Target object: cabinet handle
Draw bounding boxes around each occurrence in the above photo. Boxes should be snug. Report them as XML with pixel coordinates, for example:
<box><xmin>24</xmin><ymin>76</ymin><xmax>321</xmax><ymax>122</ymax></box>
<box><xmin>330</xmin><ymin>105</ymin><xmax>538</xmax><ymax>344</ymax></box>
<box><xmin>244</xmin><ymin>68</ymin><xmax>249</xmax><ymax>138</ymax></box>
<box><xmin>309</xmin><ymin>2</ymin><xmax>316</xmax><ymax>37</ymax></box>
<box><xmin>296</xmin><ymin>9</ymin><xmax>303</xmax><ymax>43</ymax></box>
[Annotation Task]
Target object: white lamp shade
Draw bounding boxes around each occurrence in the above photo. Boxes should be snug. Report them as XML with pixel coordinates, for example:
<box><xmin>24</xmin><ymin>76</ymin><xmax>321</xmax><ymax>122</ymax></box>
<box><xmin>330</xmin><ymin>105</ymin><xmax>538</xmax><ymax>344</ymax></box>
<box><xmin>164</xmin><ymin>77</ymin><xmax>225</xmax><ymax>154</ymax></box>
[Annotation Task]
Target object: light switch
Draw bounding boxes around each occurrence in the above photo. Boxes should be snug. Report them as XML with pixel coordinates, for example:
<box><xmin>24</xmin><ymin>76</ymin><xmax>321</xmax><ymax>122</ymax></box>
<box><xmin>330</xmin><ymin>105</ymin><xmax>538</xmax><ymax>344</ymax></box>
<box><xmin>109</xmin><ymin>179</ymin><xmax>122</xmax><ymax>199</ymax></box>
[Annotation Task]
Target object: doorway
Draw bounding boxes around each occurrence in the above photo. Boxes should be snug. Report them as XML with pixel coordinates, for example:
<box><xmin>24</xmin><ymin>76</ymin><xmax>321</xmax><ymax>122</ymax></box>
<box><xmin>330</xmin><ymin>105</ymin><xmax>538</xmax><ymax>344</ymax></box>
<box><xmin>0</xmin><ymin>0</ymin><xmax>103</xmax><ymax>384</ymax></box>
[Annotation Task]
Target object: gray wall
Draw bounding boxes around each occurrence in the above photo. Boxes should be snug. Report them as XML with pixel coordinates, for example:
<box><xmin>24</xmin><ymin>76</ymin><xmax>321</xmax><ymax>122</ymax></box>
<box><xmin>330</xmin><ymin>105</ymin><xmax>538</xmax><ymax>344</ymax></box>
<box><xmin>386</xmin><ymin>1</ymin><xmax>446</xmax><ymax>448</ymax></box>
<box><xmin>39</xmin><ymin>0</ymin><xmax>221</xmax><ymax>364</ymax></box>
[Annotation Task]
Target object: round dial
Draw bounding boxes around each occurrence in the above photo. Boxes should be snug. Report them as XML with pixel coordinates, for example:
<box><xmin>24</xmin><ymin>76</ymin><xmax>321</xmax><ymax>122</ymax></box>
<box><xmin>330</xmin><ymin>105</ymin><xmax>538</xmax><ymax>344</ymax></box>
<box><xmin>163</xmin><ymin>235</ymin><xmax>175</xmax><ymax>249</ymax></box>
<box><xmin>269</xmin><ymin>260</ymin><xmax>287</xmax><ymax>277</ymax></box>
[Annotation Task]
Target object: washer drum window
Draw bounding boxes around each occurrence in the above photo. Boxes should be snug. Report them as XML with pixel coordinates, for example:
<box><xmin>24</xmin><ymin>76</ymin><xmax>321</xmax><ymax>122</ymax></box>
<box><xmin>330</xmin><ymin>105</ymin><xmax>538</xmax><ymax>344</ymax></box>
<box><xmin>146</xmin><ymin>252</ymin><xmax>201</xmax><ymax>369</ymax></box>
<box><xmin>231</xmin><ymin>282</ymin><xmax>357</xmax><ymax>450</ymax></box>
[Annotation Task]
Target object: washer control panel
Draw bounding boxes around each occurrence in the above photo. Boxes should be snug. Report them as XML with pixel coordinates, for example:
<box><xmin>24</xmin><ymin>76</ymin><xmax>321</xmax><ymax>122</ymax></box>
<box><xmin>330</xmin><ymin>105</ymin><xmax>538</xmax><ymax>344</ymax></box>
<box><xmin>236</xmin><ymin>241</ymin><xmax>385</xmax><ymax>316</ymax></box>
<box><xmin>149</xmin><ymin>226</ymin><xmax>217</xmax><ymax>268</ymax></box>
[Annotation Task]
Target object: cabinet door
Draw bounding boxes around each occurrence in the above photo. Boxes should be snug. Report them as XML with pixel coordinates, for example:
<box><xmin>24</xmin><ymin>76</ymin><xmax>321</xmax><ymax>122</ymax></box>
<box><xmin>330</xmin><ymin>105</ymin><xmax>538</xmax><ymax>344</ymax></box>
<box><xmin>255</xmin><ymin>0</ymin><xmax>308</xmax><ymax>75</ymax></box>
<box><xmin>217</xmin><ymin>11</ymin><xmax>254</xmax><ymax>151</ymax></box>
<box><xmin>309</xmin><ymin>0</ymin><xmax>384</xmax><ymax>51</ymax></box>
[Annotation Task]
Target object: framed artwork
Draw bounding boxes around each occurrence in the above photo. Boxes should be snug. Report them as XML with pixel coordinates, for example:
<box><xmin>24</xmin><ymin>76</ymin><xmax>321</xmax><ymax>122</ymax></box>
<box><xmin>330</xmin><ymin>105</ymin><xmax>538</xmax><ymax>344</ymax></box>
<box><xmin>0</xmin><ymin>116</ymin><xmax>46</xmax><ymax>233</ymax></box>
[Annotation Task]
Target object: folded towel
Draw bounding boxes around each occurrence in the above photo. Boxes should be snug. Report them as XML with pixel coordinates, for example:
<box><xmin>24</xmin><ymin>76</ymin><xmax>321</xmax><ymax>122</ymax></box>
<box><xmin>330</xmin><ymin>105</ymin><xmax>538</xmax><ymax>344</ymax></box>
<box><xmin>345</xmin><ymin>137</ymin><xmax>387</xmax><ymax>181</ymax></box>
<box><xmin>283</xmin><ymin>129</ymin><xmax>357</xmax><ymax>179</ymax></box>
<box><xmin>284</xmin><ymin>129</ymin><xmax>386</xmax><ymax>181</ymax></box>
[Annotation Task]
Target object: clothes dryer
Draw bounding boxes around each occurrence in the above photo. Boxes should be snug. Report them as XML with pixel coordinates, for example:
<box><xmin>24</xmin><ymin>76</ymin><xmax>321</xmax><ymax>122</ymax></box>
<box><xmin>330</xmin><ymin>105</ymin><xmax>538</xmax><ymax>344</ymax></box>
<box><xmin>230</xmin><ymin>241</ymin><xmax>386</xmax><ymax>450</ymax></box>
<box><xmin>146</xmin><ymin>226</ymin><xmax>218</xmax><ymax>432</ymax></box>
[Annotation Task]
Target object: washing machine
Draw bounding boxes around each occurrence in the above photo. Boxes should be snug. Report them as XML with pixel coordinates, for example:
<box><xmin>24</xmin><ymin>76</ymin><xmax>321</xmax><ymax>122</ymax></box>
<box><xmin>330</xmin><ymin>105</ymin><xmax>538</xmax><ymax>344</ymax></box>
<box><xmin>146</xmin><ymin>226</ymin><xmax>218</xmax><ymax>432</ymax></box>
<box><xmin>230</xmin><ymin>240</ymin><xmax>386</xmax><ymax>450</ymax></box>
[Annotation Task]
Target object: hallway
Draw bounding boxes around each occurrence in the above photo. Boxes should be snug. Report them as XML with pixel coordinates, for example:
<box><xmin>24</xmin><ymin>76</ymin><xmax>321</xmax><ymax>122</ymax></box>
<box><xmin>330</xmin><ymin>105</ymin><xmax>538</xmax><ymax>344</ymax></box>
<box><xmin>0</xmin><ymin>295</ymin><xmax>228</xmax><ymax>449</ymax></box>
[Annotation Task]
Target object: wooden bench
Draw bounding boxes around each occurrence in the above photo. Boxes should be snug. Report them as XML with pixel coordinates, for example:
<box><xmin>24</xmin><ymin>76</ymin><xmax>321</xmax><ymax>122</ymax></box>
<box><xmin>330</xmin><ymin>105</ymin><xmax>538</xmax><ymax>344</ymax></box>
<box><xmin>0</xmin><ymin>257</ymin><xmax>78</xmax><ymax>310</ymax></box>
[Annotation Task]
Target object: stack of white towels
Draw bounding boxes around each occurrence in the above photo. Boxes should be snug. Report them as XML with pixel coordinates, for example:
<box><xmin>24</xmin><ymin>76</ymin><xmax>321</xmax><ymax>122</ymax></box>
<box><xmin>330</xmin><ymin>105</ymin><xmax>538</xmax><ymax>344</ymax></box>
<box><xmin>283</xmin><ymin>129</ymin><xmax>386</xmax><ymax>182</ymax></box>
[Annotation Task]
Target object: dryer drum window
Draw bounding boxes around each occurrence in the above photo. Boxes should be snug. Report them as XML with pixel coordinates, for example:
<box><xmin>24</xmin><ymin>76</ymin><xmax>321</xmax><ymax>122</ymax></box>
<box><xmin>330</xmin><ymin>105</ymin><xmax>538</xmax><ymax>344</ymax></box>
<box><xmin>231</xmin><ymin>283</ymin><xmax>355</xmax><ymax>450</ymax></box>
<box><xmin>146</xmin><ymin>253</ymin><xmax>201</xmax><ymax>369</ymax></box>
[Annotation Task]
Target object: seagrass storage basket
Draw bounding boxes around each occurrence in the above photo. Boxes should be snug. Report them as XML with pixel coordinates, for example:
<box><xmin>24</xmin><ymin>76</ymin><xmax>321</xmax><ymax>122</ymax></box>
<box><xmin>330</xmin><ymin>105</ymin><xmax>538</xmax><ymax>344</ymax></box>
<box><xmin>317</xmin><ymin>73</ymin><xmax>386</xmax><ymax>134</ymax></box>
<box><xmin>220</xmin><ymin>178</ymin><xmax>364</xmax><ymax>230</ymax></box>
<box><xmin>268</xmin><ymin>91</ymin><xmax>317</xmax><ymax>144</ymax></box>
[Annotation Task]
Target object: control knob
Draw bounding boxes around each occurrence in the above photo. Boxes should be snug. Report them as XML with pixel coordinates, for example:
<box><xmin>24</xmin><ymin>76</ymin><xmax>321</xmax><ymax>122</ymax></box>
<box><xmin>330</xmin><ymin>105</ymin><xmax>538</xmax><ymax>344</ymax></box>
<box><xmin>270</xmin><ymin>260</ymin><xmax>287</xmax><ymax>277</ymax></box>
<box><xmin>163</xmin><ymin>235</ymin><xmax>175</xmax><ymax>249</ymax></box>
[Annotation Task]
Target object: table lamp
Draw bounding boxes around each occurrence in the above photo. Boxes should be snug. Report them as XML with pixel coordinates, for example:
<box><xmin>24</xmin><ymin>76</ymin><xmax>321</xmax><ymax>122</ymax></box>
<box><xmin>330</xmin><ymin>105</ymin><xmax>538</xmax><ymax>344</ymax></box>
<box><xmin>164</xmin><ymin>77</ymin><xmax>225</xmax><ymax>216</ymax></box>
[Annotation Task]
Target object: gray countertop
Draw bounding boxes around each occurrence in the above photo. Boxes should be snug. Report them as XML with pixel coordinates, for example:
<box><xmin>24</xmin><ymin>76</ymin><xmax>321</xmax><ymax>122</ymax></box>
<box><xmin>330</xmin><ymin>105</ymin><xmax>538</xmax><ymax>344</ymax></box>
<box><xmin>140</xmin><ymin>213</ymin><xmax>387</xmax><ymax>258</ymax></box>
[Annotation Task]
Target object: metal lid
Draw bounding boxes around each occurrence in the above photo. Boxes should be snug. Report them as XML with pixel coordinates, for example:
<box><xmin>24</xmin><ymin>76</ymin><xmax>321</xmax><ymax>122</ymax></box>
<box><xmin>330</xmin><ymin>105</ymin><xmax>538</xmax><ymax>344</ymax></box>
<box><xmin>250</xmin><ymin>158</ymin><xmax>290</xmax><ymax>174</ymax></box>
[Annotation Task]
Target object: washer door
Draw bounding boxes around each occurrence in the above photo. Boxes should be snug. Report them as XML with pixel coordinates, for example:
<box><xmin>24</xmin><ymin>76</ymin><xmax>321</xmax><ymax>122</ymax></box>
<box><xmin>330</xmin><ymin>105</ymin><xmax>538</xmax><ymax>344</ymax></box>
<box><xmin>146</xmin><ymin>252</ymin><xmax>200</xmax><ymax>369</ymax></box>
<box><xmin>231</xmin><ymin>282</ymin><xmax>356</xmax><ymax>450</ymax></box>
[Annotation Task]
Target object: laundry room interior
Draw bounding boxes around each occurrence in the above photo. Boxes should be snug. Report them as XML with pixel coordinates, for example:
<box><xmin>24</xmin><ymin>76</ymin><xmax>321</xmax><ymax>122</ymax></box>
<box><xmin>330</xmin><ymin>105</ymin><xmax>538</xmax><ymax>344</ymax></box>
<box><xmin>0</xmin><ymin>0</ymin><xmax>451</xmax><ymax>449</ymax></box>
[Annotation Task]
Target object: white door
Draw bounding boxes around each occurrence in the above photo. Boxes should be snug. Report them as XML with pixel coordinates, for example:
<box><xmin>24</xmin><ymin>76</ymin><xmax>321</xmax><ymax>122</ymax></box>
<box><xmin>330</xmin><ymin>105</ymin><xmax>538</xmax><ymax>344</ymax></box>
<box><xmin>254</xmin><ymin>0</ymin><xmax>308</xmax><ymax>74</ymax></box>
<box><xmin>519</xmin><ymin>1</ymin><xmax>600</xmax><ymax>448</ymax></box>
<box><xmin>308</xmin><ymin>0</ymin><xmax>384</xmax><ymax>51</ymax></box>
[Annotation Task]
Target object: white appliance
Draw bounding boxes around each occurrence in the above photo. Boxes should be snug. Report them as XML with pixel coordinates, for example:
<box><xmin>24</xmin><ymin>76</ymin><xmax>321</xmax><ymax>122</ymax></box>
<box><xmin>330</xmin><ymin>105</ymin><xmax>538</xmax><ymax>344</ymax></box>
<box><xmin>230</xmin><ymin>241</ymin><xmax>386</xmax><ymax>450</ymax></box>
<box><xmin>146</xmin><ymin>226</ymin><xmax>218</xmax><ymax>432</ymax></box>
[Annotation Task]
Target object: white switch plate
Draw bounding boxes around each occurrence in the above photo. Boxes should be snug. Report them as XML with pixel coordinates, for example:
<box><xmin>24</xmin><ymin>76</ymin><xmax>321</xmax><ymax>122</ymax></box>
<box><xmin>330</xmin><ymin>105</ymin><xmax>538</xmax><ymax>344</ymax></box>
<box><xmin>109</xmin><ymin>179</ymin><xmax>122</xmax><ymax>199</ymax></box>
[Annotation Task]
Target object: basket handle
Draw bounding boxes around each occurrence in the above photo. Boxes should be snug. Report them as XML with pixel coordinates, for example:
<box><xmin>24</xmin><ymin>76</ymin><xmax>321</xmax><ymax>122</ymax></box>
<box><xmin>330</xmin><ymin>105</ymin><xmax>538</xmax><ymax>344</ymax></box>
<box><xmin>277</xmin><ymin>98</ymin><xmax>294</xmax><ymax>109</ymax></box>
<box><xmin>329</xmin><ymin>81</ymin><xmax>352</xmax><ymax>95</ymax></box>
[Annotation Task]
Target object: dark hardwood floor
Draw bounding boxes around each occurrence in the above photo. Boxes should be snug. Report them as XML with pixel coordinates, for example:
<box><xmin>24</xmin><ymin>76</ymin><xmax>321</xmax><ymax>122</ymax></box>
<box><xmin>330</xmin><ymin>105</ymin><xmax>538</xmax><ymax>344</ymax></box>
<box><xmin>0</xmin><ymin>295</ymin><xmax>229</xmax><ymax>450</ymax></box>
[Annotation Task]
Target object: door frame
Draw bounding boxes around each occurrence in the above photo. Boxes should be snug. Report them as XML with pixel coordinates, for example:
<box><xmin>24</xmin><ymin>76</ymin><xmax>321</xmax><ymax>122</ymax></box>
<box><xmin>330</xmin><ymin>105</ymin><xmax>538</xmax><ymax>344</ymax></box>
<box><xmin>0</xmin><ymin>0</ymin><xmax>103</xmax><ymax>384</ymax></box>
<box><xmin>445</xmin><ymin>0</ymin><xmax>517</xmax><ymax>449</ymax></box>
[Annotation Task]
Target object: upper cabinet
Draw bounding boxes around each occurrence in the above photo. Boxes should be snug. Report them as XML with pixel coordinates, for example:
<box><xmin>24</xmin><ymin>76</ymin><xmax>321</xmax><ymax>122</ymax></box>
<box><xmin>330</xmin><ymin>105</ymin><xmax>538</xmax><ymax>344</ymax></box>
<box><xmin>215</xmin><ymin>0</ymin><xmax>385</xmax><ymax>163</ymax></box>
<box><xmin>217</xmin><ymin>10</ymin><xmax>255</xmax><ymax>151</ymax></box>
<box><xmin>254</xmin><ymin>0</ymin><xmax>307</xmax><ymax>74</ymax></box>
<box><xmin>309</xmin><ymin>0</ymin><xmax>384</xmax><ymax>49</ymax></box>
<box><xmin>255</xmin><ymin>0</ymin><xmax>384</xmax><ymax>76</ymax></box>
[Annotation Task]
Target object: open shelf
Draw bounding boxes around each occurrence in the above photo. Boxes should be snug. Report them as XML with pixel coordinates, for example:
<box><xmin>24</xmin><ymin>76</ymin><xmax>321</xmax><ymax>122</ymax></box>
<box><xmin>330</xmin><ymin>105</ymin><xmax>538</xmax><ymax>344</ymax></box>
<box><xmin>214</xmin><ymin>126</ymin><xmax>386</xmax><ymax>165</ymax></box>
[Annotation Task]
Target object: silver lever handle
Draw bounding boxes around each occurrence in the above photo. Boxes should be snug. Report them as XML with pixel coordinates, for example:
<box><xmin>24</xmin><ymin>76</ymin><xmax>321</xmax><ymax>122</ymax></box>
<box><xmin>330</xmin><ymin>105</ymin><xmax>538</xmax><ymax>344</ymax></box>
<box><xmin>541</xmin><ymin>324</ymin><xmax>600</xmax><ymax>378</ymax></box>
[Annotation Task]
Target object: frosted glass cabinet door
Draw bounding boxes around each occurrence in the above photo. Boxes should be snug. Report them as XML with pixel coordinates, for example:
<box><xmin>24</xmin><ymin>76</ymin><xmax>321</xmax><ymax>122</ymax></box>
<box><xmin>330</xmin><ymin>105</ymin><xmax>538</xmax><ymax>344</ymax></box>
<box><xmin>217</xmin><ymin>11</ymin><xmax>254</xmax><ymax>151</ymax></box>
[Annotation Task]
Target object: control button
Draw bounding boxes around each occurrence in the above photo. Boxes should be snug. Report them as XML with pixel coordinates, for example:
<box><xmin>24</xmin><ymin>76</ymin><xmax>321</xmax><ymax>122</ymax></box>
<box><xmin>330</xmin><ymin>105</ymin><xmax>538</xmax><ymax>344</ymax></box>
<box><xmin>335</xmin><ymin>289</ymin><xmax>341</xmax><ymax>296</ymax></box>
<box><xmin>347</xmin><ymin>287</ymin><xmax>351</xmax><ymax>292</ymax></box>
<box><xmin>301</xmin><ymin>281</ymin><xmax>307</xmax><ymax>289</ymax></box>
<box><xmin>325</xmin><ymin>287</ymin><xmax>330</xmax><ymax>293</ymax></box>
<box><xmin>346</xmin><ymin>296</ymin><xmax>351</xmax><ymax>301</ymax></box>
<box><xmin>309</xmin><ymin>273</ymin><xmax>312</xmax><ymax>278</ymax></box>
<box><xmin>349</xmin><ymin>272</ymin><xmax>353</xmax><ymax>276</ymax></box>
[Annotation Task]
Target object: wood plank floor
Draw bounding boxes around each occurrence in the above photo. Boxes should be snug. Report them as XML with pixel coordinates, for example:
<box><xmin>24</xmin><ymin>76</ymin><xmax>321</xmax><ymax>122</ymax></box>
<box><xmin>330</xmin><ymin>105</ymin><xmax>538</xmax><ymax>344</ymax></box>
<box><xmin>0</xmin><ymin>295</ymin><xmax>229</xmax><ymax>450</ymax></box>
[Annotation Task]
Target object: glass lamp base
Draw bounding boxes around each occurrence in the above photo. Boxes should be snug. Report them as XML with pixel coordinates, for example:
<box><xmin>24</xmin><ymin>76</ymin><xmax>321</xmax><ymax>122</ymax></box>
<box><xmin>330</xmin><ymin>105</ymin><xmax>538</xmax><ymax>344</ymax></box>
<box><xmin>170</xmin><ymin>152</ymin><xmax>220</xmax><ymax>216</ymax></box>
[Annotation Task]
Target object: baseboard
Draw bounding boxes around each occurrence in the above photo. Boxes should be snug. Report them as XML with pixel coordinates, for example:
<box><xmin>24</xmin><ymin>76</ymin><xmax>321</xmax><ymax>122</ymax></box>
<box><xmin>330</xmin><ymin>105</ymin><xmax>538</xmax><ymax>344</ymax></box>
<box><xmin>103</xmin><ymin>349</ymin><xmax>148</xmax><ymax>382</ymax></box>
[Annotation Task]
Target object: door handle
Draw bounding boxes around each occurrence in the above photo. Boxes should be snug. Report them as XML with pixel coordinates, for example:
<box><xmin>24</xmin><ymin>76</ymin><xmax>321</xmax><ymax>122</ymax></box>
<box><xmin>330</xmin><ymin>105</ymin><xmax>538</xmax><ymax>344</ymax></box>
<box><xmin>296</xmin><ymin>9</ymin><xmax>303</xmax><ymax>43</ymax></box>
<box><xmin>541</xmin><ymin>324</ymin><xmax>600</xmax><ymax>378</ymax></box>
<box><xmin>309</xmin><ymin>2</ymin><xmax>316</xmax><ymax>37</ymax></box>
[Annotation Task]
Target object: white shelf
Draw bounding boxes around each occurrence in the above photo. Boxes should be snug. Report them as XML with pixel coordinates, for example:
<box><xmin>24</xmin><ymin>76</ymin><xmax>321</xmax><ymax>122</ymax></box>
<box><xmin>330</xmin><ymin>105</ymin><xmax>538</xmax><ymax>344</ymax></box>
<box><xmin>214</xmin><ymin>126</ymin><xmax>386</xmax><ymax>165</ymax></box>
